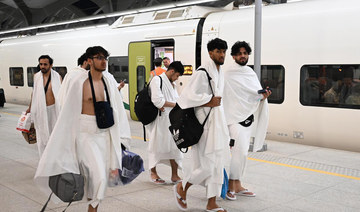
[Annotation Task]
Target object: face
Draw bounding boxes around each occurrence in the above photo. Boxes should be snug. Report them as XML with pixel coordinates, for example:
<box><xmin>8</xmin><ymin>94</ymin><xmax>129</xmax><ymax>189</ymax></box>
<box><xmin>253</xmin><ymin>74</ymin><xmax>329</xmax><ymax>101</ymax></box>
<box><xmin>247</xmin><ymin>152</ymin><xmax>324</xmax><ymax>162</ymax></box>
<box><xmin>168</xmin><ymin>70</ymin><xmax>181</xmax><ymax>82</ymax></box>
<box><xmin>163</xmin><ymin>59</ymin><xmax>170</xmax><ymax>68</ymax></box>
<box><xmin>39</xmin><ymin>58</ymin><xmax>52</xmax><ymax>73</ymax></box>
<box><xmin>209</xmin><ymin>48</ymin><xmax>226</xmax><ymax>66</ymax></box>
<box><xmin>233</xmin><ymin>47</ymin><xmax>249</xmax><ymax>66</ymax></box>
<box><xmin>89</xmin><ymin>54</ymin><xmax>108</xmax><ymax>72</ymax></box>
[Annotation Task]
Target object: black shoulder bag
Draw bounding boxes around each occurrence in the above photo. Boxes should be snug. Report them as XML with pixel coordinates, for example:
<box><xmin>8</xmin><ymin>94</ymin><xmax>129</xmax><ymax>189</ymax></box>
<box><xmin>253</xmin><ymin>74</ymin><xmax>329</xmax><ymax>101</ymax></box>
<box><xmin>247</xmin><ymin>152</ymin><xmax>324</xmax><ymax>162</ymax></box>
<box><xmin>168</xmin><ymin>68</ymin><xmax>214</xmax><ymax>153</ymax></box>
<box><xmin>88</xmin><ymin>71</ymin><xmax>114</xmax><ymax>129</ymax></box>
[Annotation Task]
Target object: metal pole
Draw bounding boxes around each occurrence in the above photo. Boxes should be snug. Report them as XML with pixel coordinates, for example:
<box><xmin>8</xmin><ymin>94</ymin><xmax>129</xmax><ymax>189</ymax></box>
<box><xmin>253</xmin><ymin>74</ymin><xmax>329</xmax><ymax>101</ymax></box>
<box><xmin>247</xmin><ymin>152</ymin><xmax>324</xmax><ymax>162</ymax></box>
<box><xmin>252</xmin><ymin>0</ymin><xmax>268</xmax><ymax>152</ymax></box>
<box><xmin>254</xmin><ymin>0</ymin><xmax>262</xmax><ymax>81</ymax></box>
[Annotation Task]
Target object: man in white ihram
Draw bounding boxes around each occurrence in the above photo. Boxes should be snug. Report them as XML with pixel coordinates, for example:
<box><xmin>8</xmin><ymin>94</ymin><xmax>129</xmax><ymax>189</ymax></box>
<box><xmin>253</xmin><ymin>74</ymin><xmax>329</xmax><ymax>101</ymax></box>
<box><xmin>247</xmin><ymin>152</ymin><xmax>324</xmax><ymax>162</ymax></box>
<box><xmin>223</xmin><ymin>41</ymin><xmax>270</xmax><ymax>200</ymax></box>
<box><xmin>26</xmin><ymin>55</ymin><xmax>61</xmax><ymax>157</ymax></box>
<box><xmin>173</xmin><ymin>38</ymin><xmax>230</xmax><ymax>212</ymax></box>
<box><xmin>35</xmin><ymin>46</ymin><xmax>131</xmax><ymax>212</ymax></box>
<box><xmin>147</xmin><ymin>61</ymin><xmax>184</xmax><ymax>184</ymax></box>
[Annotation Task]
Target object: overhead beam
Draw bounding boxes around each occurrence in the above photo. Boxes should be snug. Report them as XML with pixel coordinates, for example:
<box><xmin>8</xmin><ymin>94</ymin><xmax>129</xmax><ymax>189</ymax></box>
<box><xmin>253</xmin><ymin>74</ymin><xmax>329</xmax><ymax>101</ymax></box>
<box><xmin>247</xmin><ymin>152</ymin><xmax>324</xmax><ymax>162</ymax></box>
<box><xmin>13</xmin><ymin>0</ymin><xmax>32</xmax><ymax>25</ymax></box>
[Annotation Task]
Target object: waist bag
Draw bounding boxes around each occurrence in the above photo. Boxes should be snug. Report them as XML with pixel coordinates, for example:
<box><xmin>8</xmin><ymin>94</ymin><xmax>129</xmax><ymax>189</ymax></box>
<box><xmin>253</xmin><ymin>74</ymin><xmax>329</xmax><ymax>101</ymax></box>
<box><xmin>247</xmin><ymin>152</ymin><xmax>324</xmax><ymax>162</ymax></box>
<box><xmin>168</xmin><ymin>68</ymin><xmax>214</xmax><ymax>153</ymax></box>
<box><xmin>41</xmin><ymin>173</ymin><xmax>84</xmax><ymax>212</ymax></box>
<box><xmin>89</xmin><ymin>71</ymin><xmax>114</xmax><ymax>129</ymax></box>
<box><xmin>239</xmin><ymin>114</ymin><xmax>254</xmax><ymax>127</ymax></box>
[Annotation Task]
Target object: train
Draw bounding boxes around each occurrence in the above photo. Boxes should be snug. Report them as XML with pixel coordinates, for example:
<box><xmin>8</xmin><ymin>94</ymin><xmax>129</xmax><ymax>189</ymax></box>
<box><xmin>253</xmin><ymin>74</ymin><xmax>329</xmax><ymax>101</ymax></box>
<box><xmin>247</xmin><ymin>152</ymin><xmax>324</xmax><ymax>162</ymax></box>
<box><xmin>0</xmin><ymin>0</ymin><xmax>359</xmax><ymax>152</ymax></box>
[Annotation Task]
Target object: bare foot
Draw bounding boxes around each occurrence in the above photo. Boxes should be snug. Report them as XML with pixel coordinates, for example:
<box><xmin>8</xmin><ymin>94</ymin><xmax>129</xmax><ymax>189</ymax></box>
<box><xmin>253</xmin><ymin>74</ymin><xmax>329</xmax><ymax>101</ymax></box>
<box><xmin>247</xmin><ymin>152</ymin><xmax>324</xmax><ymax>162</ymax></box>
<box><xmin>171</xmin><ymin>175</ymin><xmax>182</xmax><ymax>183</ymax></box>
<box><xmin>175</xmin><ymin>182</ymin><xmax>187</xmax><ymax>210</ymax></box>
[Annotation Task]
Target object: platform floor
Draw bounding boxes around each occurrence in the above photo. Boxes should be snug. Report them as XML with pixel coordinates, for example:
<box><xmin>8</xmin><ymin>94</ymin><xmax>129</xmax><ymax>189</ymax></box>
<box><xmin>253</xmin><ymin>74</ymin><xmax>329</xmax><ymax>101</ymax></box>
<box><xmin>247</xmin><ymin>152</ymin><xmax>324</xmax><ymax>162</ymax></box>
<box><xmin>1</xmin><ymin>103</ymin><xmax>360</xmax><ymax>212</ymax></box>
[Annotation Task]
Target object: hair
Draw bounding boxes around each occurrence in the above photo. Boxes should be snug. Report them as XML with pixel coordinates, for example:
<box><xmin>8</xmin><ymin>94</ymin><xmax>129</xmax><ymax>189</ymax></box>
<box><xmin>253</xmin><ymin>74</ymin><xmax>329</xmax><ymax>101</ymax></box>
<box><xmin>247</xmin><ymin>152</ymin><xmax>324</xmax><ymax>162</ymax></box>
<box><xmin>77</xmin><ymin>53</ymin><xmax>88</xmax><ymax>66</ymax></box>
<box><xmin>38</xmin><ymin>55</ymin><xmax>53</xmax><ymax>65</ymax></box>
<box><xmin>85</xmin><ymin>46</ymin><xmax>109</xmax><ymax>58</ymax></box>
<box><xmin>153</xmin><ymin>57</ymin><xmax>163</xmax><ymax>67</ymax></box>
<box><xmin>207</xmin><ymin>38</ymin><xmax>228</xmax><ymax>52</ymax></box>
<box><xmin>167</xmin><ymin>61</ymin><xmax>184</xmax><ymax>75</ymax></box>
<box><xmin>163</xmin><ymin>57</ymin><xmax>170</xmax><ymax>61</ymax></box>
<box><xmin>231</xmin><ymin>41</ymin><xmax>252</xmax><ymax>56</ymax></box>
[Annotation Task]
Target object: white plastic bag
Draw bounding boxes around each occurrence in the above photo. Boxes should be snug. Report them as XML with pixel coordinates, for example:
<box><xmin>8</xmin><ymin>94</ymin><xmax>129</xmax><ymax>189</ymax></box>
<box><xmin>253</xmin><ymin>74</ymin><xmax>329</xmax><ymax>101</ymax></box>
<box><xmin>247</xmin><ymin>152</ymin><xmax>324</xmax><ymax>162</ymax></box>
<box><xmin>16</xmin><ymin>112</ymin><xmax>32</xmax><ymax>132</ymax></box>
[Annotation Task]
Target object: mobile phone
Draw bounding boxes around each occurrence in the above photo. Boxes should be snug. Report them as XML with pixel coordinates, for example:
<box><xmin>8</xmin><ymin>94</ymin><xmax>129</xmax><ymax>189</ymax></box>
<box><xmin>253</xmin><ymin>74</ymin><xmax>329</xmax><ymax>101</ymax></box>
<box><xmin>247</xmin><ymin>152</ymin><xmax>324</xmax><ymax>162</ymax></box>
<box><xmin>229</xmin><ymin>139</ymin><xmax>235</xmax><ymax>147</ymax></box>
<box><xmin>258</xmin><ymin>88</ymin><xmax>272</xmax><ymax>94</ymax></box>
<box><xmin>122</xmin><ymin>79</ymin><xmax>127</xmax><ymax>83</ymax></box>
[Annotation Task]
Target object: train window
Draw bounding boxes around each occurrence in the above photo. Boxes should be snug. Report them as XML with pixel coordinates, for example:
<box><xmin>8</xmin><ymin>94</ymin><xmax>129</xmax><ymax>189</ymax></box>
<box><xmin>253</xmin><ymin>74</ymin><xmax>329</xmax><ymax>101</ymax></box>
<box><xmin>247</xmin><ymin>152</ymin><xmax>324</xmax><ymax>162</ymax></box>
<box><xmin>300</xmin><ymin>65</ymin><xmax>360</xmax><ymax>109</ymax></box>
<box><xmin>250</xmin><ymin>65</ymin><xmax>285</xmax><ymax>104</ymax></box>
<box><xmin>108</xmin><ymin>57</ymin><xmax>128</xmax><ymax>83</ymax></box>
<box><xmin>136</xmin><ymin>66</ymin><xmax>146</xmax><ymax>92</ymax></box>
<box><xmin>27</xmin><ymin>67</ymin><xmax>40</xmax><ymax>87</ymax></box>
<box><xmin>9</xmin><ymin>67</ymin><xmax>24</xmax><ymax>86</ymax></box>
<box><xmin>53</xmin><ymin>67</ymin><xmax>67</xmax><ymax>79</ymax></box>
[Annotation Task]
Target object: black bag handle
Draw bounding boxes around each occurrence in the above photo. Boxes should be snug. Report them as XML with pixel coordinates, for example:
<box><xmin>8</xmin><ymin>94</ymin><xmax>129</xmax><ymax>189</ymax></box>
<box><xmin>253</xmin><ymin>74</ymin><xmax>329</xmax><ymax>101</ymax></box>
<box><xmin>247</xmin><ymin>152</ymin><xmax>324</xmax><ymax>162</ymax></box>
<box><xmin>44</xmin><ymin>73</ymin><xmax>51</xmax><ymax>93</ymax></box>
<box><xmin>88</xmin><ymin>71</ymin><xmax>111</xmax><ymax>106</ymax></box>
<box><xmin>40</xmin><ymin>192</ymin><xmax>76</xmax><ymax>212</ymax></box>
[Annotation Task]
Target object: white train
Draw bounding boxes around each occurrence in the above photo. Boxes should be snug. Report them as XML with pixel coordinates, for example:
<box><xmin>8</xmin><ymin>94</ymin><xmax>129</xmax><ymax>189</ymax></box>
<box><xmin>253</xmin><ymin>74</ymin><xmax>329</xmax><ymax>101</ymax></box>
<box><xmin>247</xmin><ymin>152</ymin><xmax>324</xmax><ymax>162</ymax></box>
<box><xmin>1</xmin><ymin>0</ymin><xmax>359</xmax><ymax>152</ymax></box>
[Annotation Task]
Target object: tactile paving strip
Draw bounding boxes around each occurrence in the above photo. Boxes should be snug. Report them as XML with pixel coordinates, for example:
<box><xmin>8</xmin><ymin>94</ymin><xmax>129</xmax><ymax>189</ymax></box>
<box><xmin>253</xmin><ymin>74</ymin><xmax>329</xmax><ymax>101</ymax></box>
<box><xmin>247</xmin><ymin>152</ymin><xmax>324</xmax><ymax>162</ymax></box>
<box><xmin>248</xmin><ymin>152</ymin><xmax>360</xmax><ymax>178</ymax></box>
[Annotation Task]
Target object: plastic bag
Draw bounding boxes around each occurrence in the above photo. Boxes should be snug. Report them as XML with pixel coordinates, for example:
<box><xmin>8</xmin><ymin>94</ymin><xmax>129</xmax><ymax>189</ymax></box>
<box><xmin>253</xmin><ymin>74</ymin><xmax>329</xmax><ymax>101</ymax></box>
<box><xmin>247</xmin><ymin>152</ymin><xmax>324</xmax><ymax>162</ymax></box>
<box><xmin>16</xmin><ymin>112</ymin><xmax>32</xmax><ymax>132</ymax></box>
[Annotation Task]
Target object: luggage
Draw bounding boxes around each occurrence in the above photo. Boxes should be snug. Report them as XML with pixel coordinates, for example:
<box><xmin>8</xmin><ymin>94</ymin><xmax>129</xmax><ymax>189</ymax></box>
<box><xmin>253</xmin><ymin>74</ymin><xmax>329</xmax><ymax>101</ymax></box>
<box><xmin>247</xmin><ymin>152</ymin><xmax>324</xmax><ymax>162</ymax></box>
<box><xmin>41</xmin><ymin>173</ymin><xmax>84</xmax><ymax>212</ymax></box>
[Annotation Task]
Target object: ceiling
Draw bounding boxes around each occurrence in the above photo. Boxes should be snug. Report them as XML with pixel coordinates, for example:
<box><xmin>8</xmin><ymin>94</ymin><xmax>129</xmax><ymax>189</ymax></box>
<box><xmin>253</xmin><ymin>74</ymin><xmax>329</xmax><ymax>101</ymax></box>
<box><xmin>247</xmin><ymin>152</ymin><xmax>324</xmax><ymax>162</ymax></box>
<box><xmin>0</xmin><ymin>0</ymin><xmax>236</xmax><ymax>31</ymax></box>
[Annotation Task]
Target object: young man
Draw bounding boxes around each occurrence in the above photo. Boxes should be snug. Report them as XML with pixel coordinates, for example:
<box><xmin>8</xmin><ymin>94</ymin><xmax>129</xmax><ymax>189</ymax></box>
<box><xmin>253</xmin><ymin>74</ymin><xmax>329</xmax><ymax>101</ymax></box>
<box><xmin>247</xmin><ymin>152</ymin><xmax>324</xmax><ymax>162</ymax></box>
<box><xmin>147</xmin><ymin>61</ymin><xmax>184</xmax><ymax>184</ymax></box>
<box><xmin>173</xmin><ymin>38</ymin><xmax>230</xmax><ymax>212</ymax></box>
<box><xmin>163</xmin><ymin>57</ymin><xmax>171</xmax><ymax>69</ymax></box>
<box><xmin>222</xmin><ymin>41</ymin><xmax>271</xmax><ymax>200</ymax></box>
<box><xmin>35</xmin><ymin>46</ymin><xmax>131</xmax><ymax>212</ymax></box>
<box><xmin>151</xmin><ymin>57</ymin><xmax>166</xmax><ymax>77</ymax></box>
<box><xmin>26</xmin><ymin>55</ymin><xmax>62</xmax><ymax>157</ymax></box>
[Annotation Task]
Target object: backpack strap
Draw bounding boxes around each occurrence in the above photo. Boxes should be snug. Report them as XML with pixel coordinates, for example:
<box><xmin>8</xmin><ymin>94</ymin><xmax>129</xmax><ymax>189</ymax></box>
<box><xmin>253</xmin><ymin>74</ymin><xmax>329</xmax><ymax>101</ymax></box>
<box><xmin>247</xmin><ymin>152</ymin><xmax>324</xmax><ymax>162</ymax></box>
<box><xmin>158</xmin><ymin>75</ymin><xmax>163</xmax><ymax>117</ymax></box>
<box><xmin>197</xmin><ymin>68</ymin><xmax>214</xmax><ymax>96</ymax></box>
<box><xmin>197</xmin><ymin>68</ymin><xmax>214</xmax><ymax>126</ymax></box>
<box><xmin>44</xmin><ymin>73</ymin><xmax>51</xmax><ymax>93</ymax></box>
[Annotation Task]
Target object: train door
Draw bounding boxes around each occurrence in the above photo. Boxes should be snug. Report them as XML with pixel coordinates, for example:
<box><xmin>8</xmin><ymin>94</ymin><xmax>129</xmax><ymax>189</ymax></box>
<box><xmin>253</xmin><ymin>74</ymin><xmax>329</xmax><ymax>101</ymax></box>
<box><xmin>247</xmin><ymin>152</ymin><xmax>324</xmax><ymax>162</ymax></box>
<box><xmin>128</xmin><ymin>42</ymin><xmax>151</xmax><ymax>120</ymax></box>
<box><xmin>128</xmin><ymin>39</ymin><xmax>174</xmax><ymax>121</ymax></box>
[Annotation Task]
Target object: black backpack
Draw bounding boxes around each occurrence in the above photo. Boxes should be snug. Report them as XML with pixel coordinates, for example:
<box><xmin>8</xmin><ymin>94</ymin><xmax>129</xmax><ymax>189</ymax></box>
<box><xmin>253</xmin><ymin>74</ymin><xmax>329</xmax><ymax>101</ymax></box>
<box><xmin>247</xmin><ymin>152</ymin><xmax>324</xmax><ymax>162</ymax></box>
<box><xmin>134</xmin><ymin>76</ymin><xmax>162</xmax><ymax>125</ymax></box>
<box><xmin>168</xmin><ymin>68</ymin><xmax>214</xmax><ymax>153</ymax></box>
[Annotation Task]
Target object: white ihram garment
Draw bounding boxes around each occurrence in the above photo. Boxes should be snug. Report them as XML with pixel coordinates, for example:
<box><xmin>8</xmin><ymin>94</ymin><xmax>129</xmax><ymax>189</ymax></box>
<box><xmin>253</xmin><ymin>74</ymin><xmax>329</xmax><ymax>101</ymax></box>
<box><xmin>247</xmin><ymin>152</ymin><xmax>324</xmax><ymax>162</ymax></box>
<box><xmin>223</xmin><ymin>62</ymin><xmax>269</xmax><ymax>180</ymax></box>
<box><xmin>31</xmin><ymin>69</ymin><xmax>61</xmax><ymax>157</ymax></box>
<box><xmin>146</xmin><ymin>73</ymin><xmax>183</xmax><ymax>170</ymax></box>
<box><xmin>35</xmin><ymin>71</ymin><xmax>131</xmax><ymax>207</ymax></box>
<box><xmin>177</xmin><ymin>61</ymin><xmax>230</xmax><ymax>198</ymax></box>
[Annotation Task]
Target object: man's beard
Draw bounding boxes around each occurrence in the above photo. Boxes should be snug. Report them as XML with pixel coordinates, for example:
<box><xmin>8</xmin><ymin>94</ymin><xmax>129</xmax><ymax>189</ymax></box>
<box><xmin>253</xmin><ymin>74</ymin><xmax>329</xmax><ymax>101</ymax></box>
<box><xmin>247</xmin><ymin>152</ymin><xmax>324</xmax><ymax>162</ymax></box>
<box><xmin>236</xmin><ymin>58</ymin><xmax>248</xmax><ymax>66</ymax></box>
<box><xmin>41</xmin><ymin>68</ymin><xmax>50</xmax><ymax>73</ymax></box>
<box><xmin>214</xmin><ymin>58</ymin><xmax>224</xmax><ymax>66</ymax></box>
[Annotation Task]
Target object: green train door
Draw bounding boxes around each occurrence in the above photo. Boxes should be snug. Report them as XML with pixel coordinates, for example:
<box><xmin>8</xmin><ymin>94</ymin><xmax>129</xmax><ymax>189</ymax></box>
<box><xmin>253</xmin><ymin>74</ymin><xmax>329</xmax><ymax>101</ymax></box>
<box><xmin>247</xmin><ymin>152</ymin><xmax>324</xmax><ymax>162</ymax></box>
<box><xmin>128</xmin><ymin>42</ymin><xmax>151</xmax><ymax>120</ymax></box>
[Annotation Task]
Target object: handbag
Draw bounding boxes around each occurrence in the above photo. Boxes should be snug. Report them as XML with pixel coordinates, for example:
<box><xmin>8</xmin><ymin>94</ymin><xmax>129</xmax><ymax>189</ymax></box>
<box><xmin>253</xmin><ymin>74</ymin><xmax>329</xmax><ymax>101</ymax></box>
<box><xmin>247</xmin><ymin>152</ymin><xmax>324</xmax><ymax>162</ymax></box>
<box><xmin>41</xmin><ymin>173</ymin><xmax>84</xmax><ymax>212</ymax></box>
<box><xmin>108</xmin><ymin>148</ymin><xmax>145</xmax><ymax>186</ymax></box>
<box><xmin>88</xmin><ymin>71</ymin><xmax>114</xmax><ymax>129</ymax></box>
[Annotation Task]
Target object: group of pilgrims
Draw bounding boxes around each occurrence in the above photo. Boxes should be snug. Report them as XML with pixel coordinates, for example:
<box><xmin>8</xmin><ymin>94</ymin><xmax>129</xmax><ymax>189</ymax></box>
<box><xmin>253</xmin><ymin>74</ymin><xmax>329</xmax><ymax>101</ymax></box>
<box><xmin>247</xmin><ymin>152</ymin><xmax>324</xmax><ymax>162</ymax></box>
<box><xmin>27</xmin><ymin>38</ymin><xmax>271</xmax><ymax>212</ymax></box>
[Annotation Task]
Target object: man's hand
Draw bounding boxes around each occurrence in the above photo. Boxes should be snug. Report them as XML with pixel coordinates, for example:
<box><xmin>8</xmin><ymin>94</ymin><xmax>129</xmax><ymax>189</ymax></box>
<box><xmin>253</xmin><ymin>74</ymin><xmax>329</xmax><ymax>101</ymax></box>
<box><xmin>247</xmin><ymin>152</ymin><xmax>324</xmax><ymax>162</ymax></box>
<box><xmin>25</xmin><ymin>107</ymin><xmax>30</xmax><ymax>114</ymax></box>
<box><xmin>118</xmin><ymin>80</ymin><xmax>125</xmax><ymax>91</ymax></box>
<box><xmin>261</xmin><ymin>87</ymin><xmax>272</xmax><ymax>100</ymax></box>
<box><xmin>204</xmin><ymin>96</ymin><xmax>222</xmax><ymax>107</ymax></box>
